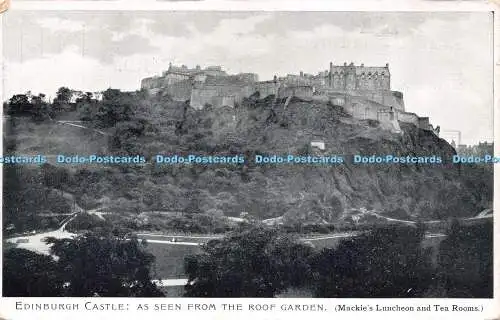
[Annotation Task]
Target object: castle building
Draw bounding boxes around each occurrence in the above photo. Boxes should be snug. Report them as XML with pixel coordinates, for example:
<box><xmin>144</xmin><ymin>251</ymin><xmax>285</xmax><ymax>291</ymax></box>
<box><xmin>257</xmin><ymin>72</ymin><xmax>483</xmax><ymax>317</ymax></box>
<box><xmin>328</xmin><ymin>62</ymin><xmax>390</xmax><ymax>91</ymax></box>
<box><xmin>140</xmin><ymin>61</ymin><xmax>437</xmax><ymax>133</ymax></box>
<box><xmin>140</xmin><ymin>63</ymin><xmax>228</xmax><ymax>96</ymax></box>
<box><xmin>190</xmin><ymin>74</ymin><xmax>256</xmax><ymax>109</ymax></box>
<box><xmin>320</xmin><ymin>62</ymin><xmax>404</xmax><ymax>111</ymax></box>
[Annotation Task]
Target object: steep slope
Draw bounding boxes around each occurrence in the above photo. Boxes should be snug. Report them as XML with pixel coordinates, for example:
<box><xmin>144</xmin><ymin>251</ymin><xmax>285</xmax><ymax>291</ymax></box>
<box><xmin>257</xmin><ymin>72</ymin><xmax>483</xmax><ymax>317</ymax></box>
<box><xmin>4</xmin><ymin>94</ymin><xmax>492</xmax><ymax>226</ymax></box>
<box><xmin>168</xmin><ymin>96</ymin><xmax>491</xmax><ymax>222</ymax></box>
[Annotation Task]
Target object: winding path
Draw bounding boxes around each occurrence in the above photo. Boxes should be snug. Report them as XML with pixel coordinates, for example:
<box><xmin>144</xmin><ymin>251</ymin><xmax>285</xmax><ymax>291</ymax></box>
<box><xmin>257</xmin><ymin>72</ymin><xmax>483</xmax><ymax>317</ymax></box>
<box><xmin>56</xmin><ymin>120</ymin><xmax>109</xmax><ymax>136</ymax></box>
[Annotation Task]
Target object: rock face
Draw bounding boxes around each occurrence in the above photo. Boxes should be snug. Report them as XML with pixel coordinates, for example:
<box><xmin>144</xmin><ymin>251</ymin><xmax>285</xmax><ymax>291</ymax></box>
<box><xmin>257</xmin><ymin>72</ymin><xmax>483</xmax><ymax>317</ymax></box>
<box><xmin>171</xmin><ymin>96</ymin><xmax>492</xmax><ymax>223</ymax></box>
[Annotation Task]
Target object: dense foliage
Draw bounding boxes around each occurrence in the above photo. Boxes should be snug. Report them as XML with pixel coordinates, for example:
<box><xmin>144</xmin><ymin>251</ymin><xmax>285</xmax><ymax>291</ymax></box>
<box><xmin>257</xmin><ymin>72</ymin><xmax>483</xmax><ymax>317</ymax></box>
<box><xmin>435</xmin><ymin>220</ymin><xmax>493</xmax><ymax>297</ymax></box>
<box><xmin>184</xmin><ymin>227</ymin><xmax>314</xmax><ymax>297</ymax></box>
<box><xmin>3</xmin><ymin>232</ymin><xmax>164</xmax><ymax>297</ymax></box>
<box><xmin>310</xmin><ymin>224</ymin><xmax>433</xmax><ymax>297</ymax></box>
<box><xmin>3</xmin><ymin>248</ymin><xmax>65</xmax><ymax>296</ymax></box>
<box><xmin>184</xmin><ymin>222</ymin><xmax>492</xmax><ymax>298</ymax></box>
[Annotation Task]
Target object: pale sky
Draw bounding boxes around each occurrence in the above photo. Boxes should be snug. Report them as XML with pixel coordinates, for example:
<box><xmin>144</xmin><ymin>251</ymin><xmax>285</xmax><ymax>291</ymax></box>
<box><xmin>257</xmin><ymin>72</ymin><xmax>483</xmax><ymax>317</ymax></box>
<box><xmin>2</xmin><ymin>11</ymin><xmax>493</xmax><ymax>145</ymax></box>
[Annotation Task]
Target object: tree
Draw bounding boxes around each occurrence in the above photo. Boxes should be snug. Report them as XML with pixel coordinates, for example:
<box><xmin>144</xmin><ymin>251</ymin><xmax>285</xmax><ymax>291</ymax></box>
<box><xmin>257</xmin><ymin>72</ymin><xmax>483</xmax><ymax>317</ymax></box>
<box><xmin>3</xmin><ymin>248</ymin><xmax>64</xmax><ymax>296</ymax></box>
<box><xmin>437</xmin><ymin>220</ymin><xmax>493</xmax><ymax>298</ymax></box>
<box><xmin>183</xmin><ymin>227</ymin><xmax>314</xmax><ymax>297</ymax></box>
<box><xmin>95</xmin><ymin>89</ymin><xmax>135</xmax><ymax>128</ymax></box>
<box><xmin>109</xmin><ymin>120</ymin><xmax>147</xmax><ymax>154</ymax></box>
<box><xmin>44</xmin><ymin>232</ymin><xmax>165</xmax><ymax>297</ymax></box>
<box><xmin>6</xmin><ymin>93</ymin><xmax>31</xmax><ymax>115</ymax></box>
<box><xmin>310</xmin><ymin>224</ymin><xmax>433</xmax><ymax>297</ymax></box>
<box><xmin>54</xmin><ymin>87</ymin><xmax>73</xmax><ymax>105</ymax></box>
<box><xmin>75</xmin><ymin>92</ymin><xmax>94</xmax><ymax>104</ymax></box>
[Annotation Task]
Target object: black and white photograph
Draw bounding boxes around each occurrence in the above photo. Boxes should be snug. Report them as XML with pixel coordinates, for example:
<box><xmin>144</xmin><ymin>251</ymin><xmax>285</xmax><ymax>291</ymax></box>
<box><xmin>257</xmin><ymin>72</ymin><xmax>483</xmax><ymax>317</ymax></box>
<box><xmin>1</xmin><ymin>10</ymin><xmax>494</xmax><ymax>300</ymax></box>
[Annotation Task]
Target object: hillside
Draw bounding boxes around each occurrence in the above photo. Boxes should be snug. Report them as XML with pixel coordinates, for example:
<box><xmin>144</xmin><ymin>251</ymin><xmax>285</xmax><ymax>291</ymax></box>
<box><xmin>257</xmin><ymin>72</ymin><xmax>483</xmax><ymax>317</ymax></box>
<box><xmin>166</xmin><ymin>95</ymin><xmax>491</xmax><ymax>222</ymax></box>
<box><xmin>3</xmin><ymin>116</ymin><xmax>109</xmax><ymax>156</ymax></box>
<box><xmin>3</xmin><ymin>92</ymin><xmax>493</xmax><ymax>230</ymax></box>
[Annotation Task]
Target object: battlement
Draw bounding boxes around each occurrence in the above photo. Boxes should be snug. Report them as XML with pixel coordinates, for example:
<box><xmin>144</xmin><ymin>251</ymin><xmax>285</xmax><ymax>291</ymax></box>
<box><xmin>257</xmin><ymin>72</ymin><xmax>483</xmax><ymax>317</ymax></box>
<box><xmin>327</xmin><ymin>62</ymin><xmax>390</xmax><ymax>91</ymax></box>
<box><xmin>329</xmin><ymin>61</ymin><xmax>389</xmax><ymax>73</ymax></box>
<box><xmin>162</xmin><ymin>63</ymin><xmax>228</xmax><ymax>78</ymax></box>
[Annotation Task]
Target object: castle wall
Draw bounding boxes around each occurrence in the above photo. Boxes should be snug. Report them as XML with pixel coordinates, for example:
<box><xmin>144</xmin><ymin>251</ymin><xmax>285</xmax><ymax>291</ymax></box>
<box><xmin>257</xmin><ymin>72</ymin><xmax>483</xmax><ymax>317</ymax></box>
<box><xmin>166</xmin><ymin>80</ymin><xmax>192</xmax><ymax>101</ymax></box>
<box><xmin>311</xmin><ymin>95</ymin><xmax>331</xmax><ymax>104</ymax></box>
<box><xmin>212</xmin><ymin>95</ymin><xmax>236</xmax><ymax>108</ymax></box>
<box><xmin>341</xmin><ymin>94</ymin><xmax>424</xmax><ymax>130</ymax></box>
<box><xmin>164</xmin><ymin>73</ymin><xmax>190</xmax><ymax>85</ymax></box>
<box><xmin>191</xmin><ymin>83</ymin><xmax>254</xmax><ymax>109</ymax></box>
<box><xmin>190</xmin><ymin>88</ymin><xmax>218</xmax><ymax>110</ymax></box>
<box><xmin>283</xmin><ymin>75</ymin><xmax>311</xmax><ymax>86</ymax></box>
<box><xmin>332</xmin><ymin>73</ymin><xmax>346</xmax><ymax>90</ymax></box>
<box><xmin>377</xmin><ymin>110</ymin><xmax>396</xmax><ymax>123</ymax></box>
<box><xmin>378</xmin><ymin>110</ymin><xmax>401</xmax><ymax>133</ymax></box>
<box><xmin>341</xmin><ymin>96</ymin><xmax>403</xmax><ymax>133</ymax></box>
<box><xmin>255</xmin><ymin>81</ymin><xmax>279</xmax><ymax>98</ymax></box>
<box><xmin>278</xmin><ymin>86</ymin><xmax>313</xmax><ymax>99</ymax></box>
<box><xmin>343</xmin><ymin>96</ymin><xmax>391</xmax><ymax>120</ymax></box>
<box><xmin>385</xmin><ymin>91</ymin><xmax>404</xmax><ymax>110</ymax></box>
<box><xmin>330</xmin><ymin>96</ymin><xmax>346</xmax><ymax>106</ymax></box>
<box><xmin>149</xmin><ymin>88</ymin><xmax>161</xmax><ymax>95</ymax></box>
<box><xmin>328</xmin><ymin>64</ymin><xmax>390</xmax><ymax>92</ymax></box>
<box><xmin>237</xmin><ymin>85</ymin><xmax>256</xmax><ymax>102</ymax></box>
<box><xmin>345</xmin><ymin>68</ymin><xmax>356</xmax><ymax>91</ymax></box>
<box><xmin>396</xmin><ymin>111</ymin><xmax>419</xmax><ymax>126</ymax></box>
<box><xmin>141</xmin><ymin>76</ymin><xmax>164</xmax><ymax>91</ymax></box>
<box><xmin>351</xmin><ymin>103</ymin><xmax>381</xmax><ymax>120</ymax></box>
<box><xmin>418</xmin><ymin>117</ymin><xmax>431</xmax><ymax>130</ymax></box>
<box><xmin>194</xmin><ymin>74</ymin><xmax>208</xmax><ymax>82</ymax></box>
<box><xmin>203</xmin><ymin>68</ymin><xmax>227</xmax><ymax>77</ymax></box>
<box><xmin>311</xmin><ymin>78</ymin><xmax>327</xmax><ymax>89</ymax></box>
<box><xmin>356</xmin><ymin>74</ymin><xmax>390</xmax><ymax>90</ymax></box>
<box><xmin>321</xmin><ymin>89</ymin><xmax>404</xmax><ymax>111</ymax></box>
<box><xmin>236</xmin><ymin>73</ymin><xmax>259</xmax><ymax>83</ymax></box>
<box><xmin>355</xmin><ymin>90</ymin><xmax>404</xmax><ymax>111</ymax></box>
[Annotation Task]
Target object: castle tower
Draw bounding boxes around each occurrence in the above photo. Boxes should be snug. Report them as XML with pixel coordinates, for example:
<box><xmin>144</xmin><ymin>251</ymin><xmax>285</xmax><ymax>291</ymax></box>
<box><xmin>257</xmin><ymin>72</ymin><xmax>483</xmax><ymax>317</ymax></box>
<box><xmin>345</xmin><ymin>62</ymin><xmax>356</xmax><ymax>91</ymax></box>
<box><xmin>385</xmin><ymin>63</ymin><xmax>391</xmax><ymax>89</ymax></box>
<box><xmin>329</xmin><ymin>62</ymin><xmax>334</xmax><ymax>86</ymax></box>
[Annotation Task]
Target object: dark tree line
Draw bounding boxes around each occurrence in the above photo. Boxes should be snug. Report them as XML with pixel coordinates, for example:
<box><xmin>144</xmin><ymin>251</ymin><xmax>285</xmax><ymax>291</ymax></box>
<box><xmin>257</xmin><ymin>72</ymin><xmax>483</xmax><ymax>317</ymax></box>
<box><xmin>3</xmin><ymin>232</ymin><xmax>164</xmax><ymax>297</ymax></box>
<box><xmin>3</xmin><ymin>221</ymin><xmax>492</xmax><ymax>298</ymax></box>
<box><xmin>184</xmin><ymin>221</ymin><xmax>493</xmax><ymax>298</ymax></box>
<box><xmin>435</xmin><ymin>220</ymin><xmax>493</xmax><ymax>297</ymax></box>
<box><xmin>4</xmin><ymin>87</ymin><xmax>151</xmax><ymax>155</ymax></box>
<box><xmin>310</xmin><ymin>223</ymin><xmax>433</xmax><ymax>298</ymax></box>
<box><xmin>184</xmin><ymin>227</ymin><xmax>314</xmax><ymax>297</ymax></box>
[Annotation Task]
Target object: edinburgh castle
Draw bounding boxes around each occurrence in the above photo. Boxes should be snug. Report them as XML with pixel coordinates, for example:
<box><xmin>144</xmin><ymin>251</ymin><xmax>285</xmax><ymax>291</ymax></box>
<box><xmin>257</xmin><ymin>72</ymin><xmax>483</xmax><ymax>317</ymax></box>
<box><xmin>141</xmin><ymin>61</ymin><xmax>438</xmax><ymax>133</ymax></box>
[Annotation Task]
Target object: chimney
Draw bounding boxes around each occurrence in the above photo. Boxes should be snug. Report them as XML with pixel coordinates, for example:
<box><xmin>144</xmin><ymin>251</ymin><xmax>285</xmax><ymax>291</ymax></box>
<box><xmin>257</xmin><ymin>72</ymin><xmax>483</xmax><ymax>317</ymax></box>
<box><xmin>196</xmin><ymin>65</ymin><xmax>200</xmax><ymax>70</ymax></box>
<box><xmin>300</xmin><ymin>71</ymin><xmax>304</xmax><ymax>77</ymax></box>
<box><xmin>386</xmin><ymin>63</ymin><xmax>389</xmax><ymax>68</ymax></box>
<box><xmin>330</xmin><ymin>61</ymin><xmax>333</xmax><ymax>68</ymax></box>
<box><xmin>361</xmin><ymin>63</ymin><xmax>364</xmax><ymax>67</ymax></box>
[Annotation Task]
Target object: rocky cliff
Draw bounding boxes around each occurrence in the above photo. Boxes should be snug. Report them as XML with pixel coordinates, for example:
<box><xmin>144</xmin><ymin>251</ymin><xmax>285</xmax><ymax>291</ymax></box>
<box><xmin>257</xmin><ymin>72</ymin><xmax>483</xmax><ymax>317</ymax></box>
<box><xmin>167</xmin><ymin>95</ymin><xmax>492</xmax><ymax>223</ymax></box>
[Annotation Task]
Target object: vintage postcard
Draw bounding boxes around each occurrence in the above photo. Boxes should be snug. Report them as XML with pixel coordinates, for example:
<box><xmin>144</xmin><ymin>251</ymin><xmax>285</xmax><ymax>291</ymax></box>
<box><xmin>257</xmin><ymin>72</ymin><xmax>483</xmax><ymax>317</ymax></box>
<box><xmin>0</xmin><ymin>1</ymin><xmax>497</xmax><ymax>320</ymax></box>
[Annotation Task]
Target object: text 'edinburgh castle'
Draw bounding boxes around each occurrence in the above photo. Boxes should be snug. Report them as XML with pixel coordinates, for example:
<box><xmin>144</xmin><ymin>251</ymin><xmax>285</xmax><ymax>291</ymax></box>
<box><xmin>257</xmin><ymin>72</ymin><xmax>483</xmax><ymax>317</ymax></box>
<box><xmin>141</xmin><ymin>62</ymin><xmax>438</xmax><ymax>133</ymax></box>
